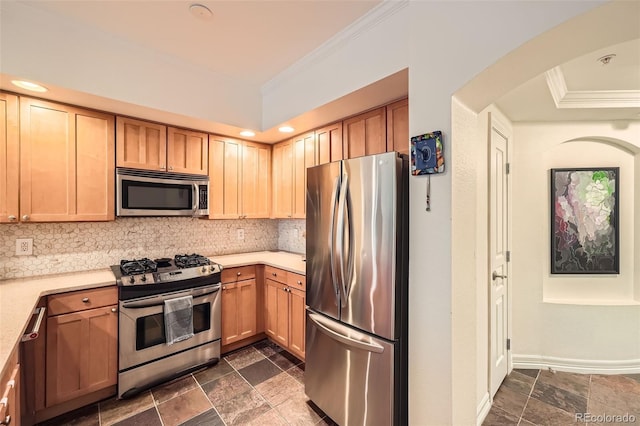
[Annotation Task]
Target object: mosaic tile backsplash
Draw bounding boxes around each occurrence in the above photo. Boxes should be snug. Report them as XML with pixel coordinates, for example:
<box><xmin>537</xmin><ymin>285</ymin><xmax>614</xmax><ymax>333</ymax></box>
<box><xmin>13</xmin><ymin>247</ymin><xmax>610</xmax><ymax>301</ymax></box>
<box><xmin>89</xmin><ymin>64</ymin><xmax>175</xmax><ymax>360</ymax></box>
<box><xmin>0</xmin><ymin>218</ymin><xmax>280</xmax><ymax>279</ymax></box>
<box><xmin>278</xmin><ymin>219</ymin><xmax>306</xmax><ymax>255</ymax></box>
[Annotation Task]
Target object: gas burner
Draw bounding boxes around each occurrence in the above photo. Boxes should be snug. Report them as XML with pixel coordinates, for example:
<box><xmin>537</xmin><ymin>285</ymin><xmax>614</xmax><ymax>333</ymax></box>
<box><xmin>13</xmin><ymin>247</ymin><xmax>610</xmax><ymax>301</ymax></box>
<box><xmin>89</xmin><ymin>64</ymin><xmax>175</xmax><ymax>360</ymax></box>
<box><xmin>120</xmin><ymin>258</ymin><xmax>157</xmax><ymax>275</ymax></box>
<box><xmin>174</xmin><ymin>253</ymin><xmax>211</xmax><ymax>269</ymax></box>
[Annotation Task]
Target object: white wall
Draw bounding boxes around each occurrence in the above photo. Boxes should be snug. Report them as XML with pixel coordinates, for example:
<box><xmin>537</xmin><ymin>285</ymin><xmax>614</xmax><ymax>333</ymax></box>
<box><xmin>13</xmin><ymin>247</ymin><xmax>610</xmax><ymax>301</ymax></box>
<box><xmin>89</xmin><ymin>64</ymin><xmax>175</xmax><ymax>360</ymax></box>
<box><xmin>511</xmin><ymin>121</ymin><xmax>640</xmax><ymax>369</ymax></box>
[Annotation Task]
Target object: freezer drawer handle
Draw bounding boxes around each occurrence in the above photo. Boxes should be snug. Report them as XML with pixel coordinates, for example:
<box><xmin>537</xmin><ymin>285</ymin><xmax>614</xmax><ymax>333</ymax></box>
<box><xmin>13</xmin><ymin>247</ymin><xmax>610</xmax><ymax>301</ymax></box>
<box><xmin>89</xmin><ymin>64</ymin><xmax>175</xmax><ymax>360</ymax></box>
<box><xmin>308</xmin><ymin>312</ymin><xmax>384</xmax><ymax>354</ymax></box>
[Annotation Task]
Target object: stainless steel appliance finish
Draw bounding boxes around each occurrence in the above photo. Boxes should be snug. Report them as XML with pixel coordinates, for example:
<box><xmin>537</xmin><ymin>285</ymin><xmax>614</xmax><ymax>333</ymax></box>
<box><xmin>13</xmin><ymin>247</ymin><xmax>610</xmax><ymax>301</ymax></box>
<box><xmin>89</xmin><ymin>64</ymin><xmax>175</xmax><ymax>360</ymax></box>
<box><xmin>116</xmin><ymin>167</ymin><xmax>209</xmax><ymax>217</ymax></box>
<box><xmin>305</xmin><ymin>152</ymin><xmax>409</xmax><ymax>426</ymax></box>
<box><xmin>112</xmin><ymin>254</ymin><xmax>222</xmax><ymax>399</ymax></box>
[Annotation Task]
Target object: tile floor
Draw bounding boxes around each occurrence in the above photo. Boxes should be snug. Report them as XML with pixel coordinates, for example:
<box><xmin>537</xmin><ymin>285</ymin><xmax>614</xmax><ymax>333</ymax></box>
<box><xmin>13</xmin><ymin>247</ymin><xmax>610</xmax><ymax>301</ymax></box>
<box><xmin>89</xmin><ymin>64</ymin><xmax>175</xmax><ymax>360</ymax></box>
<box><xmin>483</xmin><ymin>369</ymin><xmax>640</xmax><ymax>425</ymax></box>
<box><xmin>39</xmin><ymin>340</ymin><xmax>334</xmax><ymax>426</ymax></box>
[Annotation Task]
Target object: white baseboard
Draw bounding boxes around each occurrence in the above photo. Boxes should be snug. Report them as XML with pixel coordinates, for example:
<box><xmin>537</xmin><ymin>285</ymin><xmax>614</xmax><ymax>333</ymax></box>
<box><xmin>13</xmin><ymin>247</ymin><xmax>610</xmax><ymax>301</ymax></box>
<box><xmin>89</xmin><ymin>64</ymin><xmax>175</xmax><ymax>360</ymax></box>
<box><xmin>476</xmin><ymin>392</ymin><xmax>491</xmax><ymax>426</ymax></box>
<box><xmin>512</xmin><ymin>354</ymin><xmax>640</xmax><ymax>374</ymax></box>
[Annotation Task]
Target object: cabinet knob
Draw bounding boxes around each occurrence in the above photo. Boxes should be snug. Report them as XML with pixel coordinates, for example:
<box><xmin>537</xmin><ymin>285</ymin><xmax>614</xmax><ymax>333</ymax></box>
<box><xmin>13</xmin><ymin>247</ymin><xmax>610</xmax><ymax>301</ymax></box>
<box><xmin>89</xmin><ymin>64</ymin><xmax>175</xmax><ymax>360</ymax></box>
<box><xmin>111</xmin><ymin>307</ymin><xmax>117</xmax><ymax>313</ymax></box>
<box><xmin>22</xmin><ymin>215</ymin><xmax>29</xmax><ymax>221</ymax></box>
<box><xmin>82</xmin><ymin>297</ymin><xmax>89</xmax><ymax>303</ymax></box>
<box><xmin>168</xmin><ymin>166</ymin><xmax>173</xmax><ymax>171</ymax></box>
<box><xmin>159</xmin><ymin>166</ymin><xmax>165</xmax><ymax>170</ymax></box>
<box><xmin>237</xmin><ymin>272</ymin><xmax>241</xmax><ymax>276</ymax></box>
<box><xmin>297</xmin><ymin>280</ymin><xmax>302</xmax><ymax>285</ymax></box>
<box><xmin>1</xmin><ymin>415</ymin><xmax>11</xmax><ymax>425</ymax></box>
<box><xmin>8</xmin><ymin>215</ymin><xmax>16</xmax><ymax>221</ymax></box>
<box><xmin>222</xmin><ymin>286</ymin><xmax>226</xmax><ymax>290</ymax></box>
<box><xmin>272</xmin><ymin>272</ymin><xmax>277</xmax><ymax>276</ymax></box>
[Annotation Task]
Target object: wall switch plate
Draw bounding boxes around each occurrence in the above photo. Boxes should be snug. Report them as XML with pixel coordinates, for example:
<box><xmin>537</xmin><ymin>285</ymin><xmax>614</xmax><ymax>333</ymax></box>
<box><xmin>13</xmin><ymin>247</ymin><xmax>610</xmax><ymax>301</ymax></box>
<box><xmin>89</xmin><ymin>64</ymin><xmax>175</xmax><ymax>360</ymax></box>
<box><xmin>237</xmin><ymin>229</ymin><xmax>245</xmax><ymax>240</ymax></box>
<box><xmin>16</xmin><ymin>238</ymin><xmax>33</xmax><ymax>256</ymax></box>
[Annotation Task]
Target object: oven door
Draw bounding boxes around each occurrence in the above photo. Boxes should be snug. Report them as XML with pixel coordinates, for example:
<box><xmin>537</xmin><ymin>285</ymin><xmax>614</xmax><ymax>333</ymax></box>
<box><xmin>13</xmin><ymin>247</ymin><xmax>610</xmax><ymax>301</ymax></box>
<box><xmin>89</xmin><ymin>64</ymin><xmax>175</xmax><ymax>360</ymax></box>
<box><xmin>118</xmin><ymin>284</ymin><xmax>221</xmax><ymax>371</ymax></box>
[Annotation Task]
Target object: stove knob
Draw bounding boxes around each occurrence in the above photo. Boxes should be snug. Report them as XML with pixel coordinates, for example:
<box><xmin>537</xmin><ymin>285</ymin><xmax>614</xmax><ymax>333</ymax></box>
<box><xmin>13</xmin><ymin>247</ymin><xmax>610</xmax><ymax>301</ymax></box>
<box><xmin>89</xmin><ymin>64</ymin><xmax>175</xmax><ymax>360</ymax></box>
<box><xmin>129</xmin><ymin>276</ymin><xmax>135</xmax><ymax>284</ymax></box>
<box><xmin>141</xmin><ymin>275</ymin><xmax>147</xmax><ymax>282</ymax></box>
<box><xmin>202</xmin><ymin>266</ymin><xmax>207</xmax><ymax>273</ymax></box>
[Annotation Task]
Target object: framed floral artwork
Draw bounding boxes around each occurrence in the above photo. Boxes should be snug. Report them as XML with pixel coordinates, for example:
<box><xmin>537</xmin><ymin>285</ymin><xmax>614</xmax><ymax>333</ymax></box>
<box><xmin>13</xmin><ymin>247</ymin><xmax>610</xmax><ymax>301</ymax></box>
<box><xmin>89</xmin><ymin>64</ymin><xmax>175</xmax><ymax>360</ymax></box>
<box><xmin>550</xmin><ymin>167</ymin><xmax>619</xmax><ymax>274</ymax></box>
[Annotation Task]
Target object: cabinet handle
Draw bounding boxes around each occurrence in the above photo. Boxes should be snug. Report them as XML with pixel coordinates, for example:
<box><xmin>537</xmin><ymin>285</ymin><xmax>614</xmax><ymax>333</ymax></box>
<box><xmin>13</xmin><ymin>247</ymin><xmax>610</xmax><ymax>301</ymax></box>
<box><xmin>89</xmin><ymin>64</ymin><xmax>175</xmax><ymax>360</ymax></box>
<box><xmin>272</xmin><ymin>272</ymin><xmax>277</xmax><ymax>276</ymax></box>
<box><xmin>111</xmin><ymin>307</ymin><xmax>117</xmax><ymax>313</ymax></box>
<box><xmin>168</xmin><ymin>166</ymin><xmax>173</xmax><ymax>171</ymax></box>
<box><xmin>21</xmin><ymin>307</ymin><xmax>46</xmax><ymax>342</ymax></box>
<box><xmin>237</xmin><ymin>272</ymin><xmax>241</xmax><ymax>276</ymax></box>
<box><xmin>159</xmin><ymin>166</ymin><xmax>165</xmax><ymax>170</ymax></box>
<box><xmin>0</xmin><ymin>415</ymin><xmax>10</xmax><ymax>425</ymax></box>
<box><xmin>222</xmin><ymin>286</ymin><xmax>226</xmax><ymax>290</ymax></box>
<box><xmin>7</xmin><ymin>215</ymin><xmax>16</xmax><ymax>221</ymax></box>
<box><xmin>82</xmin><ymin>297</ymin><xmax>90</xmax><ymax>303</ymax></box>
<box><xmin>297</xmin><ymin>280</ymin><xmax>302</xmax><ymax>285</ymax></box>
<box><xmin>22</xmin><ymin>215</ymin><xmax>29</xmax><ymax>221</ymax></box>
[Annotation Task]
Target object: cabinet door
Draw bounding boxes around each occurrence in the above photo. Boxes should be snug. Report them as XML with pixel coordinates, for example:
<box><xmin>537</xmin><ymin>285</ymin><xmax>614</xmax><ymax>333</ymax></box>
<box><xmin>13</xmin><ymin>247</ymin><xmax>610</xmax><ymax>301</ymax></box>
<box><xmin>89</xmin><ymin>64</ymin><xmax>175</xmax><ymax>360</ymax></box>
<box><xmin>315</xmin><ymin>122</ymin><xmax>343</xmax><ymax>165</ymax></box>
<box><xmin>46</xmin><ymin>305</ymin><xmax>117</xmax><ymax>406</ymax></box>
<box><xmin>292</xmin><ymin>132</ymin><xmax>316</xmax><ymax>218</ymax></box>
<box><xmin>288</xmin><ymin>287</ymin><xmax>306</xmax><ymax>360</ymax></box>
<box><xmin>116</xmin><ymin>116</ymin><xmax>167</xmax><ymax>171</ymax></box>
<box><xmin>0</xmin><ymin>93</ymin><xmax>19</xmax><ymax>223</ymax></box>
<box><xmin>20</xmin><ymin>98</ymin><xmax>115</xmax><ymax>222</ymax></box>
<box><xmin>167</xmin><ymin>127</ymin><xmax>208</xmax><ymax>175</ymax></box>
<box><xmin>271</xmin><ymin>141</ymin><xmax>293</xmax><ymax>218</ymax></box>
<box><xmin>386</xmin><ymin>98</ymin><xmax>409</xmax><ymax>155</ymax></box>
<box><xmin>237</xmin><ymin>279</ymin><xmax>257</xmax><ymax>340</ymax></box>
<box><xmin>209</xmin><ymin>136</ymin><xmax>241</xmax><ymax>219</ymax></box>
<box><xmin>343</xmin><ymin>107</ymin><xmax>386</xmax><ymax>159</ymax></box>
<box><xmin>264</xmin><ymin>279</ymin><xmax>288</xmax><ymax>347</ymax></box>
<box><xmin>242</xmin><ymin>141</ymin><xmax>271</xmax><ymax>218</ymax></box>
<box><xmin>221</xmin><ymin>282</ymin><xmax>239</xmax><ymax>345</ymax></box>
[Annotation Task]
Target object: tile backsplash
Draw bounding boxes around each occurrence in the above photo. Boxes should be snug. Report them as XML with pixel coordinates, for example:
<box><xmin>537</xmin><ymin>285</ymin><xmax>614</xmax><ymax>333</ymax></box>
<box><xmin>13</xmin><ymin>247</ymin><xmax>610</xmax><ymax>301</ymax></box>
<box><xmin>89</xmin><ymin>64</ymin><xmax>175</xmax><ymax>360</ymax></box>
<box><xmin>278</xmin><ymin>219</ymin><xmax>306</xmax><ymax>255</ymax></box>
<box><xmin>0</xmin><ymin>218</ymin><xmax>279</xmax><ymax>279</ymax></box>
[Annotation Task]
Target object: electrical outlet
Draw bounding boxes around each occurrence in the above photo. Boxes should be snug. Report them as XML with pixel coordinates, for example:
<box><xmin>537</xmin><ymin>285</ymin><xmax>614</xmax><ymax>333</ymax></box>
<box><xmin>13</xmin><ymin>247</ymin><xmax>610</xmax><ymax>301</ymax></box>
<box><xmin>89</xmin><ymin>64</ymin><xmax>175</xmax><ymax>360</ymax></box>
<box><xmin>237</xmin><ymin>228</ymin><xmax>245</xmax><ymax>240</ymax></box>
<box><xmin>16</xmin><ymin>238</ymin><xmax>33</xmax><ymax>256</ymax></box>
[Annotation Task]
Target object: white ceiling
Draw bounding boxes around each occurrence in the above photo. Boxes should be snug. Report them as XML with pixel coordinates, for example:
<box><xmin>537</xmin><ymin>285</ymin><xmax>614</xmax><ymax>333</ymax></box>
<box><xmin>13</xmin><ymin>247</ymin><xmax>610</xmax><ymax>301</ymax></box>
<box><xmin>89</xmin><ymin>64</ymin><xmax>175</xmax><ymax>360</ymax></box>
<box><xmin>495</xmin><ymin>38</ymin><xmax>640</xmax><ymax>122</ymax></box>
<box><xmin>21</xmin><ymin>0</ymin><xmax>381</xmax><ymax>87</ymax></box>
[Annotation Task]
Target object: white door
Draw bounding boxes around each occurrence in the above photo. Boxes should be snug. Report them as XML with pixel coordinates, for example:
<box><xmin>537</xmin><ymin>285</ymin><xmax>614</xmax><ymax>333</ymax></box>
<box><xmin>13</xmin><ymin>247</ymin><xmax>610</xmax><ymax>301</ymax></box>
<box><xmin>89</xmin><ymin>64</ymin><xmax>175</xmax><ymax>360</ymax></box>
<box><xmin>489</xmin><ymin>113</ymin><xmax>510</xmax><ymax>397</ymax></box>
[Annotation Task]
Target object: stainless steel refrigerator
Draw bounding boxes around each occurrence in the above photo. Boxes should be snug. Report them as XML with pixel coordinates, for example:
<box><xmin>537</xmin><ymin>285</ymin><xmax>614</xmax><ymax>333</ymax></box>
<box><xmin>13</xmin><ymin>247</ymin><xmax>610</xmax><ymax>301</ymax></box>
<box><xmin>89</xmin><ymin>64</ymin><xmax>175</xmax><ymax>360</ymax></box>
<box><xmin>305</xmin><ymin>151</ymin><xmax>408</xmax><ymax>426</ymax></box>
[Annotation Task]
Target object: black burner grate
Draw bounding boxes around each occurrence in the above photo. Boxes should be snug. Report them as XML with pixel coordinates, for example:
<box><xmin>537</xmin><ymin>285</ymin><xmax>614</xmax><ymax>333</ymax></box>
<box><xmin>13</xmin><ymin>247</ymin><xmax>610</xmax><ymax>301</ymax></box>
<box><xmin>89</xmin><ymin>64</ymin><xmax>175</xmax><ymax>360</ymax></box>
<box><xmin>174</xmin><ymin>254</ymin><xmax>211</xmax><ymax>269</ymax></box>
<box><xmin>120</xmin><ymin>258</ymin><xmax>157</xmax><ymax>275</ymax></box>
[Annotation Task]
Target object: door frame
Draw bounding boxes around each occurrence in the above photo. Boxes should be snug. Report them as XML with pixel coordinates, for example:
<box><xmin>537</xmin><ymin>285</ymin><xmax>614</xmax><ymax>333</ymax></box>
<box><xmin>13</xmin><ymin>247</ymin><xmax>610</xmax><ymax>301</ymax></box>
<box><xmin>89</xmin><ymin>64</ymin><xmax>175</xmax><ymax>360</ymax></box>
<box><xmin>487</xmin><ymin>110</ymin><xmax>513</xmax><ymax>399</ymax></box>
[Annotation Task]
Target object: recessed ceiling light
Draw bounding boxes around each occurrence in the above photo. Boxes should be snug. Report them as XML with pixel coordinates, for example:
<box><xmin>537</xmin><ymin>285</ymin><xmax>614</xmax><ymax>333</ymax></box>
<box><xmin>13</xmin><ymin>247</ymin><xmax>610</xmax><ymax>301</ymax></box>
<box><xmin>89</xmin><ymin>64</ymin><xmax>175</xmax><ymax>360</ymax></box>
<box><xmin>240</xmin><ymin>130</ymin><xmax>256</xmax><ymax>137</ymax></box>
<box><xmin>11</xmin><ymin>80</ymin><xmax>48</xmax><ymax>92</ymax></box>
<box><xmin>279</xmin><ymin>126</ymin><xmax>294</xmax><ymax>133</ymax></box>
<box><xmin>189</xmin><ymin>3</ymin><xmax>213</xmax><ymax>20</ymax></box>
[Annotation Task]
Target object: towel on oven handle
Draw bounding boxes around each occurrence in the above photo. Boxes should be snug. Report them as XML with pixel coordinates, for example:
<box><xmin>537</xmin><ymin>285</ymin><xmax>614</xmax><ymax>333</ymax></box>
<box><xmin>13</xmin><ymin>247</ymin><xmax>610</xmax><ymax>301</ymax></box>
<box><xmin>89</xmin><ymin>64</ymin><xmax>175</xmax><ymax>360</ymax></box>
<box><xmin>164</xmin><ymin>295</ymin><xmax>195</xmax><ymax>345</ymax></box>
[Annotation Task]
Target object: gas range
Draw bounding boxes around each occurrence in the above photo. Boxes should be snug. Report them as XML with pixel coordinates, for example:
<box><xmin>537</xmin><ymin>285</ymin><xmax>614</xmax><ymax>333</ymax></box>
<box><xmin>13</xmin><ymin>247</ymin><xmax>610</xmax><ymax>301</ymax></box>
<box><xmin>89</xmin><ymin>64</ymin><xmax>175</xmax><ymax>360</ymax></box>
<box><xmin>111</xmin><ymin>253</ymin><xmax>223</xmax><ymax>300</ymax></box>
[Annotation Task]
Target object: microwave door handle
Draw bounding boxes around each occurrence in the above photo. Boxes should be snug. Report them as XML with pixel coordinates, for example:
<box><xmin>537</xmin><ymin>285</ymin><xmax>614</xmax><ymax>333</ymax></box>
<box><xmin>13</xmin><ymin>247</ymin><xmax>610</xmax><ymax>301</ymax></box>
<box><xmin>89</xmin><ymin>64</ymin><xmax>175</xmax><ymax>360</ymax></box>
<box><xmin>192</xmin><ymin>183</ymin><xmax>198</xmax><ymax>213</ymax></box>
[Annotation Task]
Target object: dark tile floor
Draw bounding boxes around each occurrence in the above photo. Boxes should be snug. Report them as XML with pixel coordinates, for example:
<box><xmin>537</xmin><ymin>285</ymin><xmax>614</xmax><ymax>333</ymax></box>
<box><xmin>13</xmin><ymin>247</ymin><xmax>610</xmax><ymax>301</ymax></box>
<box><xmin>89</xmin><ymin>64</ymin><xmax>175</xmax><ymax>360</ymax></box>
<box><xmin>40</xmin><ymin>340</ymin><xmax>335</xmax><ymax>426</ymax></box>
<box><xmin>483</xmin><ymin>369</ymin><xmax>640</xmax><ymax>425</ymax></box>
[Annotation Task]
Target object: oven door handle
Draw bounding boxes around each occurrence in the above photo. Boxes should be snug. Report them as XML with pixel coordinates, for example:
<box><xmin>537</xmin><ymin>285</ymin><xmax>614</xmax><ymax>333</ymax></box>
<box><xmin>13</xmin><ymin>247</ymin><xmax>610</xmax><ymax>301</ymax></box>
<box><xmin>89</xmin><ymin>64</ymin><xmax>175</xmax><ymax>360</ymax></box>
<box><xmin>121</xmin><ymin>285</ymin><xmax>220</xmax><ymax>309</ymax></box>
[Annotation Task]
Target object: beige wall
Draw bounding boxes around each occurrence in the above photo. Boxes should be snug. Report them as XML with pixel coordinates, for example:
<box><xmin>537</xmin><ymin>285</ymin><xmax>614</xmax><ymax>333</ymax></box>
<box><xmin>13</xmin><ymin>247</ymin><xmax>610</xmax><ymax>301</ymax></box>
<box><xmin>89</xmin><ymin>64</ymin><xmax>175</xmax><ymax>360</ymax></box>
<box><xmin>511</xmin><ymin>120</ymin><xmax>640</xmax><ymax>367</ymax></box>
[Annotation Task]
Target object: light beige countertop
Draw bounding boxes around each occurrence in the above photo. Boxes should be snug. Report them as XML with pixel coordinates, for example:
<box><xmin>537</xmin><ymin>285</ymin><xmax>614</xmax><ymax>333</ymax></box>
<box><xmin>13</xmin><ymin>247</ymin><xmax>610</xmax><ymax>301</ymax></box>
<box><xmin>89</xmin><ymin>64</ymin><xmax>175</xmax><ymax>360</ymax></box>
<box><xmin>208</xmin><ymin>250</ymin><xmax>306</xmax><ymax>275</ymax></box>
<box><xmin>0</xmin><ymin>269</ymin><xmax>116</xmax><ymax>375</ymax></box>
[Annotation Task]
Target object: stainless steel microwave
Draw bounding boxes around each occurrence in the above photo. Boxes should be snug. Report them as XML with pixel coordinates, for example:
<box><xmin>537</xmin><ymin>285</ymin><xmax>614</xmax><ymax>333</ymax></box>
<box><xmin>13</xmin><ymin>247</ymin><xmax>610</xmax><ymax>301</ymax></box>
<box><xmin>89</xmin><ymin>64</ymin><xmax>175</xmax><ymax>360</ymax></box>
<box><xmin>116</xmin><ymin>168</ymin><xmax>209</xmax><ymax>217</ymax></box>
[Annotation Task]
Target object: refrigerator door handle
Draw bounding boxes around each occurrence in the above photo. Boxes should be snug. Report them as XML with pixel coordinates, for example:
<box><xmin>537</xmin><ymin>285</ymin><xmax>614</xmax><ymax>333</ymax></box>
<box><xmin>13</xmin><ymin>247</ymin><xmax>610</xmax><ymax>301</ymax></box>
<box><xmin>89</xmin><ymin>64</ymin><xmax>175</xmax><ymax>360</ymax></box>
<box><xmin>308</xmin><ymin>311</ymin><xmax>384</xmax><ymax>354</ymax></box>
<box><xmin>329</xmin><ymin>176</ymin><xmax>341</xmax><ymax>300</ymax></box>
<box><xmin>343</xmin><ymin>174</ymin><xmax>354</xmax><ymax>299</ymax></box>
<box><xmin>336</xmin><ymin>173</ymin><xmax>349</xmax><ymax>307</ymax></box>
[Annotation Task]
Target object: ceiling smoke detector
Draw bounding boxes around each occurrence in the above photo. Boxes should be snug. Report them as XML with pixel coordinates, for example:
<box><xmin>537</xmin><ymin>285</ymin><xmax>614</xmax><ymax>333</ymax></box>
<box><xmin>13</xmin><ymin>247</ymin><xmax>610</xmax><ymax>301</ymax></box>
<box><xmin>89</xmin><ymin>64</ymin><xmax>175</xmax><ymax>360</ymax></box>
<box><xmin>597</xmin><ymin>54</ymin><xmax>616</xmax><ymax>65</ymax></box>
<box><xmin>189</xmin><ymin>4</ymin><xmax>213</xmax><ymax>20</ymax></box>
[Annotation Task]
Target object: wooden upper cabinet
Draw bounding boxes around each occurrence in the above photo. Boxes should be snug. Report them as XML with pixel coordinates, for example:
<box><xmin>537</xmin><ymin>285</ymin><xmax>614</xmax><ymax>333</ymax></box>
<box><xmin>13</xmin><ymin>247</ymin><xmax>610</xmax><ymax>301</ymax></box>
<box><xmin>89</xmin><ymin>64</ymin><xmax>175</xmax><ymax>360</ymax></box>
<box><xmin>167</xmin><ymin>127</ymin><xmax>208</xmax><ymax>175</ymax></box>
<box><xmin>386</xmin><ymin>98</ymin><xmax>409</xmax><ymax>155</ymax></box>
<box><xmin>0</xmin><ymin>93</ymin><xmax>19</xmax><ymax>223</ymax></box>
<box><xmin>242</xmin><ymin>141</ymin><xmax>271</xmax><ymax>218</ymax></box>
<box><xmin>209</xmin><ymin>137</ymin><xmax>270</xmax><ymax>219</ymax></box>
<box><xmin>343</xmin><ymin>106</ymin><xmax>386</xmax><ymax>159</ymax></box>
<box><xmin>272</xmin><ymin>140</ymin><xmax>293</xmax><ymax>218</ymax></box>
<box><xmin>209</xmin><ymin>136</ymin><xmax>241</xmax><ymax>219</ymax></box>
<box><xmin>116</xmin><ymin>117</ymin><xmax>167</xmax><ymax>171</ymax></box>
<box><xmin>316</xmin><ymin>122</ymin><xmax>343</xmax><ymax>165</ymax></box>
<box><xmin>20</xmin><ymin>98</ymin><xmax>115</xmax><ymax>222</ymax></box>
<box><xmin>293</xmin><ymin>132</ymin><xmax>316</xmax><ymax>218</ymax></box>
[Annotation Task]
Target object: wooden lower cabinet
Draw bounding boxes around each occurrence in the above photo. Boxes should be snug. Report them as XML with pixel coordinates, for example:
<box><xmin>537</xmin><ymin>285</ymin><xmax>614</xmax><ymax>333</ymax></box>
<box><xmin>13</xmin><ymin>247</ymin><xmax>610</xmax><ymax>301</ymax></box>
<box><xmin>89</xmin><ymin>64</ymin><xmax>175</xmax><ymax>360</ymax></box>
<box><xmin>46</xmin><ymin>304</ymin><xmax>117</xmax><ymax>406</ymax></box>
<box><xmin>221</xmin><ymin>279</ymin><xmax>258</xmax><ymax>345</ymax></box>
<box><xmin>264</xmin><ymin>269</ymin><xmax>306</xmax><ymax>360</ymax></box>
<box><xmin>1</xmin><ymin>348</ymin><xmax>20</xmax><ymax>426</ymax></box>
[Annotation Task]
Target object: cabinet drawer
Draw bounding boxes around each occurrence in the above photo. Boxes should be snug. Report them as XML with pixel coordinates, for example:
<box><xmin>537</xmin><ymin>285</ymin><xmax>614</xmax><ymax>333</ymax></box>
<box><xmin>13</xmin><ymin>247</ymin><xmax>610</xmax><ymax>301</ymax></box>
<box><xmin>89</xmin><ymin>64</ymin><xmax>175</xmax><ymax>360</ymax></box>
<box><xmin>287</xmin><ymin>273</ymin><xmax>306</xmax><ymax>291</ymax></box>
<box><xmin>264</xmin><ymin>266</ymin><xmax>288</xmax><ymax>284</ymax></box>
<box><xmin>221</xmin><ymin>265</ymin><xmax>256</xmax><ymax>283</ymax></box>
<box><xmin>48</xmin><ymin>287</ymin><xmax>117</xmax><ymax>316</ymax></box>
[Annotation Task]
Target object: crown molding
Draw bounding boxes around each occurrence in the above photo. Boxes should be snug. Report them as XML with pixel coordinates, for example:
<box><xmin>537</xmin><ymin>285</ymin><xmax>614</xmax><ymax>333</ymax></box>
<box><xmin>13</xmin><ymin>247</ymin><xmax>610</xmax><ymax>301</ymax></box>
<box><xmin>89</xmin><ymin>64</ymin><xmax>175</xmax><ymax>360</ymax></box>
<box><xmin>261</xmin><ymin>0</ymin><xmax>409</xmax><ymax>96</ymax></box>
<box><xmin>545</xmin><ymin>66</ymin><xmax>640</xmax><ymax>109</ymax></box>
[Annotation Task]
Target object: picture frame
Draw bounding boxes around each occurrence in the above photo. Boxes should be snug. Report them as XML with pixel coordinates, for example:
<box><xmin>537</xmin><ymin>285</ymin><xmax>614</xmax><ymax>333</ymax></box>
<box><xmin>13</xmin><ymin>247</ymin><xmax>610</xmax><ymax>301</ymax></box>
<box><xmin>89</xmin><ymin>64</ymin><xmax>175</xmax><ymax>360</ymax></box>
<box><xmin>411</xmin><ymin>131</ymin><xmax>444</xmax><ymax>175</ymax></box>
<box><xmin>550</xmin><ymin>167</ymin><xmax>619</xmax><ymax>274</ymax></box>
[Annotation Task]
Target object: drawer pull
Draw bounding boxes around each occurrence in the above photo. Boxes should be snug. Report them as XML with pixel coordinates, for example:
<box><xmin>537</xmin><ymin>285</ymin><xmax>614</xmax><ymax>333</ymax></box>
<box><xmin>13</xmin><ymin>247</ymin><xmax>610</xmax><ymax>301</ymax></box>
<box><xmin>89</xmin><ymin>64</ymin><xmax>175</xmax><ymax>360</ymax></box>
<box><xmin>82</xmin><ymin>297</ymin><xmax>90</xmax><ymax>303</ymax></box>
<box><xmin>111</xmin><ymin>307</ymin><xmax>117</xmax><ymax>313</ymax></box>
<box><xmin>272</xmin><ymin>272</ymin><xmax>277</xmax><ymax>276</ymax></box>
<box><xmin>297</xmin><ymin>280</ymin><xmax>302</xmax><ymax>285</ymax></box>
<box><xmin>1</xmin><ymin>415</ymin><xmax>10</xmax><ymax>425</ymax></box>
<box><xmin>237</xmin><ymin>272</ymin><xmax>241</xmax><ymax>276</ymax></box>
<box><xmin>21</xmin><ymin>307</ymin><xmax>46</xmax><ymax>342</ymax></box>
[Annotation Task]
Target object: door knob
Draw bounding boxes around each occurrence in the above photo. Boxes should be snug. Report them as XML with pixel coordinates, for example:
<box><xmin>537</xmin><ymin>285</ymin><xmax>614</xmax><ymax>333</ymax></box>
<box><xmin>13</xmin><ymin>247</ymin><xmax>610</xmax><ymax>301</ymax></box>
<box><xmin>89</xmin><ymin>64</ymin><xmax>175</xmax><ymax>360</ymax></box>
<box><xmin>492</xmin><ymin>271</ymin><xmax>507</xmax><ymax>280</ymax></box>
